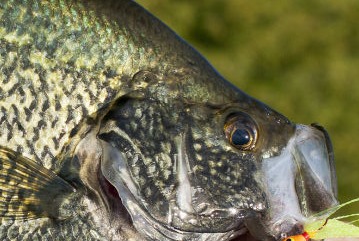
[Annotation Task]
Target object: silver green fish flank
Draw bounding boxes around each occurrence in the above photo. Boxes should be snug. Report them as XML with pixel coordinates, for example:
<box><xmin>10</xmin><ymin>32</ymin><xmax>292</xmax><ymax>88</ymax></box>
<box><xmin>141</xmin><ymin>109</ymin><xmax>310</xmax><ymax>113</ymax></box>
<box><xmin>0</xmin><ymin>0</ymin><xmax>166</xmax><ymax>167</ymax></box>
<box><xmin>0</xmin><ymin>0</ymin><xmax>338</xmax><ymax>241</ymax></box>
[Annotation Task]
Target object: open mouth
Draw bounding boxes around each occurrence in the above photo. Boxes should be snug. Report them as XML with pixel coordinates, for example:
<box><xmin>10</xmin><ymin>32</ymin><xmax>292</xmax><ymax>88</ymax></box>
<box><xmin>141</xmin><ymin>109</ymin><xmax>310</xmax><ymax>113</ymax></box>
<box><xmin>251</xmin><ymin>124</ymin><xmax>338</xmax><ymax>240</ymax></box>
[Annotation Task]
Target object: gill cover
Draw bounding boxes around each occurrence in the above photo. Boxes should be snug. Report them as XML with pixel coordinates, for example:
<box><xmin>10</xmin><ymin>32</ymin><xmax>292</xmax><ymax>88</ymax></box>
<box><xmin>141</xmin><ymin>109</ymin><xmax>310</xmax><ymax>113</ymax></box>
<box><xmin>99</xmin><ymin>134</ymin><xmax>239</xmax><ymax>241</ymax></box>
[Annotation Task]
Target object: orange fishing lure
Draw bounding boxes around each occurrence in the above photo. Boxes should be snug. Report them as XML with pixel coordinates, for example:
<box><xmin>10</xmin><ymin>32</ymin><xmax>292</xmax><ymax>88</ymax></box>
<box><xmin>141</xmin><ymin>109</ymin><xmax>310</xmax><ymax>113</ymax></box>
<box><xmin>283</xmin><ymin>220</ymin><xmax>328</xmax><ymax>241</ymax></box>
<box><xmin>283</xmin><ymin>231</ymin><xmax>310</xmax><ymax>241</ymax></box>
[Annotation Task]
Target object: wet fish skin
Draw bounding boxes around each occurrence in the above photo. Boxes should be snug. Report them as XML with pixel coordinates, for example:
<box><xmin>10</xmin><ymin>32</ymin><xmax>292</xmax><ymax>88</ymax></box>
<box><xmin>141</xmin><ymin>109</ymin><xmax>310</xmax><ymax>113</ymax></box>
<box><xmin>0</xmin><ymin>1</ymin><xmax>204</xmax><ymax>240</ymax></box>
<box><xmin>0</xmin><ymin>0</ymin><xmax>337</xmax><ymax>241</ymax></box>
<box><xmin>0</xmin><ymin>0</ymin><xmax>203</xmax><ymax>168</ymax></box>
<box><xmin>0</xmin><ymin>0</ymin><xmax>274</xmax><ymax>239</ymax></box>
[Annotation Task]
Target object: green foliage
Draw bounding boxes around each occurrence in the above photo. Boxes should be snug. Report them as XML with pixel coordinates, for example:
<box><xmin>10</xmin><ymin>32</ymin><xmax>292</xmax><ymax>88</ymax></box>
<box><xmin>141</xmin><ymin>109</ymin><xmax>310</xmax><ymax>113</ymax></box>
<box><xmin>307</xmin><ymin>219</ymin><xmax>359</xmax><ymax>239</ymax></box>
<box><xmin>137</xmin><ymin>0</ymin><xmax>359</xmax><ymax>214</ymax></box>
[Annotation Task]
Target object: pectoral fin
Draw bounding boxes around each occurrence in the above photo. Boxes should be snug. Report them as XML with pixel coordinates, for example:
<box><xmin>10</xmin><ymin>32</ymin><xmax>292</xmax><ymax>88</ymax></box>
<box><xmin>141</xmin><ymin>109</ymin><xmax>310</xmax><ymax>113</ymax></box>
<box><xmin>0</xmin><ymin>147</ymin><xmax>75</xmax><ymax>220</ymax></box>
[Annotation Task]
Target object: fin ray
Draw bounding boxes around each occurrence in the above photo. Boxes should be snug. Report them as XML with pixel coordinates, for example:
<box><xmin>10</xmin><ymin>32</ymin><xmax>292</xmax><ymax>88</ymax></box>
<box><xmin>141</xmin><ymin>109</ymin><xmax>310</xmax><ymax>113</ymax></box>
<box><xmin>0</xmin><ymin>147</ymin><xmax>75</xmax><ymax>220</ymax></box>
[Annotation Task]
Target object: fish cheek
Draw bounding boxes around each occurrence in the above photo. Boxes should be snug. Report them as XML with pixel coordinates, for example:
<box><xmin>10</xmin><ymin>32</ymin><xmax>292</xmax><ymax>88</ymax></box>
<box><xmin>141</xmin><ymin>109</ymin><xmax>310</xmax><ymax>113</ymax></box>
<box><xmin>188</xmin><ymin>121</ymin><xmax>267</xmax><ymax>213</ymax></box>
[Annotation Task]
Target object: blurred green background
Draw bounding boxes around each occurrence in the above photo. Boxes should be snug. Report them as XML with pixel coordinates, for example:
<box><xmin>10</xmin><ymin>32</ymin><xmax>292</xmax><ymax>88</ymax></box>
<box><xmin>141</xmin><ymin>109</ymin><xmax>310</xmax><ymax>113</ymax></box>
<box><xmin>136</xmin><ymin>1</ymin><xmax>359</xmax><ymax>215</ymax></box>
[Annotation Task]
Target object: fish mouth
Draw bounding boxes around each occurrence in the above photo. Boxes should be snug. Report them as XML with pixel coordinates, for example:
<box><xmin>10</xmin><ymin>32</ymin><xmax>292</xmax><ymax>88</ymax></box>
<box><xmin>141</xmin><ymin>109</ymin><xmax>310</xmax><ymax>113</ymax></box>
<box><xmin>247</xmin><ymin>124</ymin><xmax>338</xmax><ymax>240</ymax></box>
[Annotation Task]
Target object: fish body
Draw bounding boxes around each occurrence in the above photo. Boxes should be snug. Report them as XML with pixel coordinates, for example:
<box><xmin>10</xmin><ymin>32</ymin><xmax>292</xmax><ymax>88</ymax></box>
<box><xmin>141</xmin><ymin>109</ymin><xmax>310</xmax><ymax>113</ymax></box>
<box><xmin>0</xmin><ymin>0</ymin><xmax>195</xmax><ymax>168</ymax></box>
<box><xmin>0</xmin><ymin>0</ymin><xmax>338</xmax><ymax>240</ymax></box>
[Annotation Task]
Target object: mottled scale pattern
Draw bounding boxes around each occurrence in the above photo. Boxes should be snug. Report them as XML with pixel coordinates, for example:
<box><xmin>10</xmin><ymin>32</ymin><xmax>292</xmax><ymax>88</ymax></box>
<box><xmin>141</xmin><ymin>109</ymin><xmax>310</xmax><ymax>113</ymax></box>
<box><xmin>0</xmin><ymin>0</ymin><xmax>185</xmax><ymax>240</ymax></box>
<box><xmin>0</xmin><ymin>213</ymin><xmax>108</xmax><ymax>241</ymax></box>
<box><xmin>189</xmin><ymin>113</ymin><xmax>265</xmax><ymax>211</ymax></box>
<box><xmin>0</xmin><ymin>0</ymin><xmax>286</xmax><ymax>239</ymax></box>
<box><xmin>0</xmin><ymin>0</ymin><xmax>166</xmax><ymax>169</ymax></box>
<box><xmin>101</xmin><ymin>94</ymin><xmax>266</xmax><ymax>225</ymax></box>
<box><xmin>101</xmin><ymin>97</ymin><xmax>180</xmax><ymax>221</ymax></box>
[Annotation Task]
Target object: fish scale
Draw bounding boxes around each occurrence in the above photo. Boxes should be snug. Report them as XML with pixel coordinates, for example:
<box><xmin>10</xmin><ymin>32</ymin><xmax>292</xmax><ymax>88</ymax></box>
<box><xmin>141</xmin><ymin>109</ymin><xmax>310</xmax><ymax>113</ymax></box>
<box><xmin>0</xmin><ymin>0</ymin><xmax>339</xmax><ymax>240</ymax></box>
<box><xmin>0</xmin><ymin>0</ymin><xmax>162</xmax><ymax>168</ymax></box>
<box><xmin>0</xmin><ymin>0</ymin><xmax>175</xmax><ymax>239</ymax></box>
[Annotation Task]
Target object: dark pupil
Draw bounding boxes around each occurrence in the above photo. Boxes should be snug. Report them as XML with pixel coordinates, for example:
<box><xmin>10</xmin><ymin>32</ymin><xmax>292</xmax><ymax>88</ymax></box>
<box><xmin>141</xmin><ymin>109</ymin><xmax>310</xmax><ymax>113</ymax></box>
<box><xmin>231</xmin><ymin>129</ymin><xmax>250</xmax><ymax>146</ymax></box>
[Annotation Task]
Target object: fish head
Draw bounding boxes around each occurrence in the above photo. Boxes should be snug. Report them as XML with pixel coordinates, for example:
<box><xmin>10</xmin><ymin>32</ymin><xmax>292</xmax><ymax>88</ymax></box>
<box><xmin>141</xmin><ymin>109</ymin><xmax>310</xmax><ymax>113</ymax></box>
<box><xmin>95</xmin><ymin>68</ymin><xmax>337</xmax><ymax>240</ymax></box>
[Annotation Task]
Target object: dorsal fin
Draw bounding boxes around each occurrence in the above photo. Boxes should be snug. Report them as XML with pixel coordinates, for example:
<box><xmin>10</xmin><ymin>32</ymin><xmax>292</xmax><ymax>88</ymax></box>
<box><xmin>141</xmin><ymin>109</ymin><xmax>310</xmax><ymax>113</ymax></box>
<box><xmin>0</xmin><ymin>147</ymin><xmax>75</xmax><ymax>220</ymax></box>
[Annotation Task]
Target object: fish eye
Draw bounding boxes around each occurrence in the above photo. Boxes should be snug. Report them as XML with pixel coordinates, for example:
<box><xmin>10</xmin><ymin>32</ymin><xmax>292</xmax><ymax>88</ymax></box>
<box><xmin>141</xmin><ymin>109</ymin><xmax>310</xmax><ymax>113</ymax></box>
<box><xmin>231</xmin><ymin>128</ymin><xmax>251</xmax><ymax>146</ymax></box>
<box><xmin>224</xmin><ymin>112</ymin><xmax>258</xmax><ymax>150</ymax></box>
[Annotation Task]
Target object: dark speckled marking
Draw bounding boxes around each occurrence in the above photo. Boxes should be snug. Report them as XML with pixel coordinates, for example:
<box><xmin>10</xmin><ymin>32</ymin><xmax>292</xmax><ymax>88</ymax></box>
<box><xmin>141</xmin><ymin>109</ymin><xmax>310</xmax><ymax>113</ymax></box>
<box><xmin>17</xmin><ymin>87</ymin><xmax>25</xmax><ymax>103</ymax></box>
<box><xmin>29</xmin><ymin>100</ymin><xmax>37</xmax><ymax>111</ymax></box>
<box><xmin>41</xmin><ymin>99</ymin><xmax>50</xmax><ymax>112</ymax></box>
<box><xmin>0</xmin><ymin>107</ymin><xmax>6</xmax><ymax>124</ymax></box>
<box><xmin>52</xmin><ymin>137</ymin><xmax>59</xmax><ymax>150</ymax></box>
<box><xmin>6</xmin><ymin>122</ymin><xmax>13</xmax><ymax>141</ymax></box>
<box><xmin>55</xmin><ymin>97</ymin><xmax>61</xmax><ymax>111</ymax></box>
<box><xmin>8</xmin><ymin>83</ymin><xmax>21</xmax><ymax>96</ymax></box>
<box><xmin>24</xmin><ymin>107</ymin><xmax>32</xmax><ymax>122</ymax></box>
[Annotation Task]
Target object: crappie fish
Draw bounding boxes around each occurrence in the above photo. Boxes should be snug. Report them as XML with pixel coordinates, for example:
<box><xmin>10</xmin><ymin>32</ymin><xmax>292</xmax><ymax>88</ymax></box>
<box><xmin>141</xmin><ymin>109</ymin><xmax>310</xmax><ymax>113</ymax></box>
<box><xmin>0</xmin><ymin>0</ymin><xmax>338</xmax><ymax>240</ymax></box>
